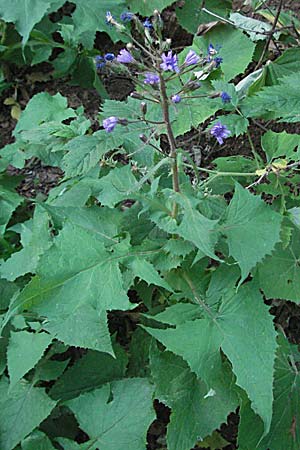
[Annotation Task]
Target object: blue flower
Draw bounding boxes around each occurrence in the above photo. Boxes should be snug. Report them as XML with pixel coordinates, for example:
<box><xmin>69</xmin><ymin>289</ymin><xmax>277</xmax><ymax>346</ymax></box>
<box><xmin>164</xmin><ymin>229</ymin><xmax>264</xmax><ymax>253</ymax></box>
<box><xmin>143</xmin><ymin>18</ymin><xmax>153</xmax><ymax>29</ymax></box>
<box><xmin>221</xmin><ymin>92</ymin><xmax>231</xmax><ymax>103</ymax></box>
<box><xmin>120</xmin><ymin>11</ymin><xmax>134</xmax><ymax>22</ymax></box>
<box><xmin>208</xmin><ymin>43</ymin><xmax>218</xmax><ymax>56</ymax></box>
<box><xmin>105</xmin><ymin>53</ymin><xmax>115</xmax><ymax>61</ymax></box>
<box><xmin>210</xmin><ymin>122</ymin><xmax>231</xmax><ymax>144</ymax></box>
<box><xmin>95</xmin><ymin>55</ymin><xmax>105</xmax><ymax>69</ymax></box>
<box><xmin>117</xmin><ymin>49</ymin><xmax>134</xmax><ymax>63</ymax></box>
<box><xmin>171</xmin><ymin>94</ymin><xmax>181</xmax><ymax>104</ymax></box>
<box><xmin>103</xmin><ymin>116</ymin><xmax>118</xmax><ymax>133</ymax></box>
<box><xmin>144</xmin><ymin>73</ymin><xmax>160</xmax><ymax>85</ymax></box>
<box><xmin>160</xmin><ymin>50</ymin><xmax>180</xmax><ymax>73</ymax></box>
<box><xmin>214</xmin><ymin>57</ymin><xmax>223</xmax><ymax>68</ymax></box>
<box><xmin>184</xmin><ymin>50</ymin><xmax>200</xmax><ymax>66</ymax></box>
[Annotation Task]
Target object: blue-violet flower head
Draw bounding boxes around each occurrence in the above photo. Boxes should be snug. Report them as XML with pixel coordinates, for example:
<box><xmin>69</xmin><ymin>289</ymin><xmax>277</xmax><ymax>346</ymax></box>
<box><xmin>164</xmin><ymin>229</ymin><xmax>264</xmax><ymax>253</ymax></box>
<box><xmin>208</xmin><ymin>43</ymin><xmax>218</xmax><ymax>56</ymax></box>
<box><xmin>104</xmin><ymin>53</ymin><xmax>115</xmax><ymax>61</ymax></box>
<box><xmin>214</xmin><ymin>56</ymin><xmax>223</xmax><ymax>68</ymax></box>
<box><xmin>143</xmin><ymin>18</ymin><xmax>153</xmax><ymax>29</ymax></box>
<box><xmin>117</xmin><ymin>49</ymin><xmax>134</xmax><ymax>63</ymax></box>
<box><xmin>171</xmin><ymin>94</ymin><xmax>181</xmax><ymax>104</ymax></box>
<box><xmin>160</xmin><ymin>50</ymin><xmax>180</xmax><ymax>73</ymax></box>
<box><xmin>221</xmin><ymin>92</ymin><xmax>231</xmax><ymax>103</ymax></box>
<box><xmin>120</xmin><ymin>11</ymin><xmax>134</xmax><ymax>22</ymax></box>
<box><xmin>144</xmin><ymin>73</ymin><xmax>160</xmax><ymax>85</ymax></box>
<box><xmin>95</xmin><ymin>55</ymin><xmax>105</xmax><ymax>69</ymax></box>
<box><xmin>210</xmin><ymin>122</ymin><xmax>231</xmax><ymax>144</ymax></box>
<box><xmin>103</xmin><ymin>116</ymin><xmax>118</xmax><ymax>133</ymax></box>
<box><xmin>184</xmin><ymin>50</ymin><xmax>200</xmax><ymax>66</ymax></box>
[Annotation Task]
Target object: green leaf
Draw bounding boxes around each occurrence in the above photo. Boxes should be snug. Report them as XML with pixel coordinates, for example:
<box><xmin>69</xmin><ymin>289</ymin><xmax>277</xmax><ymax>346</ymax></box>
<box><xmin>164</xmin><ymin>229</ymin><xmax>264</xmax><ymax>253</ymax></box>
<box><xmin>50</xmin><ymin>344</ymin><xmax>128</xmax><ymax>401</ymax></box>
<box><xmin>7</xmin><ymin>330</ymin><xmax>52</xmax><ymax>388</ymax></box>
<box><xmin>129</xmin><ymin>258</ymin><xmax>174</xmax><ymax>292</ymax></box>
<box><xmin>14</xmin><ymin>93</ymin><xmax>76</xmax><ymax>135</ymax></box>
<box><xmin>238</xmin><ymin>334</ymin><xmax>300</xmax><ymax>450</ymax></box>
<box><xmin>144</xmin><ymin>282</ymin><xmax>277</xmax><ymax>434</ymax></box>
<box><xmin>9</xmin><ymin>223</ymin><xmax>131</xmax><ymax>353</ymax></box>
<box><xmin>67</xmin><ymin>378</ymin><xmax>155</xmax><ymax>450</ymax></box>
<box><xmin>0</xmin><ymin>378</ymin><xmax>56</xmax><ymax>450</ymax></box>
<box><xmin>62</xmin><ymin>132</ymin><xmax>124</xmax><ymax>178</ymax></box>
<box><xmin>261</xmin><ymin>130</ymin><xmax>300</xmax><ymax>163</ymax></box>
<box><xmin>72</xmin><ymin>0</ymin><xmax>127</xmax><ymax>47</ymax></box>
<box><xmin>209</xmin><ymin>114</ymin><xmax>249</xmax><ymax>137</ymax></box>
<box><xmin>193</xmin><ymin>26</ymin><xmax>255</xmax><ymax>81</ymax></box>
<box><xmin>127</xmin><ymin>0</ymin><xmax>174</xmax><ymax>15</ymax></box>
<box><xmin>0</xmin><ymin>206</ymin><xmax>52</xmax><ymax>281</ymax></box>
<box><xmin>221</xmin><ymin>183</ymin><xmax>282</xmax><ymax>283</ymax></box>
<box><xmin>257</xmin><ymin>228</ymin><xmax>300</xmax><ymax>303</ymax></box>
<box><xmin>0</xmin><ymin>185</ymin><xmax>23</xmax><ymax>235</ymax></box>
<box><xmin>150</xmin><ymin>346</ymin><xmax>238</xmax><ymax>450</ymax></box>
<box><xmin>241</xmin><ymin>73</ymin><xmax>300</xmax><ymax>122</ymax></box>
<box><xmin>146</xmin><ymin>302</ymin><xmax>203</xmax><ymax>326</ymax></box>
<box><xmin>0</xmin><ymin>0</ymin><xmax>65</xmax><ymax>45</ymax></box>
<box><xmin>92</xmin><ymin>165</ymin><xmax>137</xmax><ymax>208</ymax></box>
<box><xmin>176</xmin><ymin>0</ymin><xmax>231</xmax><ymax>34</ymax></box>
<box><xmin>22</xmin><ymin>430</ymin><xmax>56</xmax><ymax>450</ymax></box>
<box><xmin>230</xmin><ymin>12</ymin><xmax>274</xmax><ymax>41</ymax></box>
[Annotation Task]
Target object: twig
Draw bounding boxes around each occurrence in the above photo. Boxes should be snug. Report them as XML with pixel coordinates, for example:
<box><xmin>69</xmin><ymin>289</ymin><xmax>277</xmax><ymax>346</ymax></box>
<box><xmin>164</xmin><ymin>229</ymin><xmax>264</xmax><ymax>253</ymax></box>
<box><xmin>254</xmin><ymin>0</ymin><xmax>284</xmax><ymax>70</ymax></box>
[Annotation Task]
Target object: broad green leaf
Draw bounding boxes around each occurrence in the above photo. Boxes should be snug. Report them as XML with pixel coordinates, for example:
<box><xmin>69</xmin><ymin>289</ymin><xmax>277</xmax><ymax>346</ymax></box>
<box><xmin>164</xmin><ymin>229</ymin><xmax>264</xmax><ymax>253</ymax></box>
<box><xmin>0</xmin><ymin>279</ymin><xmax>19</xmax><ymax>311</ymax></box>
<box><xmin>62</xmin><ymin>132</ymin><xmax>124</xmax><ymax>178</ymax></box>
<box><xmin>209</xmin><ymin>114</ymin><xmax>249</xmax><ymax>137</ymax></box>
<box><xmin>126</xmin><ymin>328</ymin><xmax>152</xmax><ymax>377</ymax></box>
<box><xmin>261</xmin><ymin>130</ymin><xmax>300</xmax><ymax>163</ymax></box>
<box><xmin>73</xmin><ymin>0</ymin><xmax>127</xmax><ymax>47</ymax></box>
<box><xmin>144</xmin><ymin>282</ymin><xmax>277</xmax><ymax>433</ymax></box>
<box><xmin>92</xmin><ymin>165</ymin><xmax>138</xmax><ymax>208</ymax></box>
<box><xmin>0</xmin><ymin>378</ymin><xmax>56</xmax><ymax>450</ymax></box>
<box><xmin>221</xmin><ymin>183</ymin><xmax>282</xmax><ymax>283</ymax></box>
<box><xmin>194</xmin><ymin>26</ymin><xmax>255</xmax><ymax>81</ymax></box>
<box><xmin>36</xmin><ymin>359</ymin><xmax>69</xmax><ymax>382</ymax></box>
<box><xmin>176</xmin><ymin>0</ymin><xmax>231</xmax><ymax>34</ymax></box>
<box><xmin>172</xmin><ymin>97</ymin><xmax>219</xmax><ymax>138</ymax></box>
<box><xmin>238</xmin><ymin>334</ymin><xmax>300</xmax><ymax>450</ymax></box>
<box><xmin>0</xmin><ymin>0</ymin><xmax>65</xmax><ymax>45</ymax></box>
<box><xmin>127</xmin><ymin>0</ymin><xmax>174</xmax><ymax>15</ymax></box>
<box><xmin>230</xmin><ymin>12</ymin><xmax>274</xmax><ymax>41</ymax></box>
<box><xmin>7</xmin><ymin>331</ymin><xmax>52</xmax><ymax>388</ymax></box>
<box><xmin>257</xmin><ymin>228</ymin><xmax>300</xmax><ymax>303</ymax></box>
<box><xmin>9</xmin><ymin>223</ymin><xmax>131</xmax><ymax>353</ymax></box>
<box><xmin>146</xmin><ymin>302</ymin><xmax>202</xmax><ymax>326</ymax></box>
<box><xmin>67</xmin><ymin>378</ymin><xmax>155</xmax><ymax>450</ymax></box>
<box><xmin>150</xmin><ymin>346</ymin><xmax>238</xmax><ymax>450</ymax></box>
<box><xmin>14</xmin><ymin>93</ymin><xmax>76</xmax><ymax>135</ymax></box>
<box><xmin>50</xmin><ymin>344</ymin><xmax>128</xmax><ymax>401</ymax></box>
<box><xmin>172</xmin><ymin>193</ymin><xmax>219</xmax><ymax>260</ymax></box>
<box><xmin>241</xmin><ymin>73</ymin><xmax>300</xmax><ymax>122</ymax></box>
<box><xmin>289</xmin><ymin>207</ymin><xmax>300</xmax><ymax>229</ymax></box>
<box><xmin>129</xmin><ymin>258</ymin><xmax>174</xmax><ymax>291</ymax></box>
<box><xmin>0</xmin><ymin>206</ymin><xmax>52</xmax><ymax>281</ymax></box>
<box><xmin>0</xmin><ymin>186</ymin><xmax>22</xmax><ymax>235</ymax></box>
<box><xmin>22</xmin><ymin>430</ymin><xmax>56</xmax><ymax>450</ymax></box>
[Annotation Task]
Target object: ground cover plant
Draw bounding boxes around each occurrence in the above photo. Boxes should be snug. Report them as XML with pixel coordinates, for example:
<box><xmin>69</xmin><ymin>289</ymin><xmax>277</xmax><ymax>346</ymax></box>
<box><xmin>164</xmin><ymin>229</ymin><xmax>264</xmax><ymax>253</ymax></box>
<box><xmin>0</xmin><ymin>0</ymin><xmax>300</xmax><ymax>449</ymax></box>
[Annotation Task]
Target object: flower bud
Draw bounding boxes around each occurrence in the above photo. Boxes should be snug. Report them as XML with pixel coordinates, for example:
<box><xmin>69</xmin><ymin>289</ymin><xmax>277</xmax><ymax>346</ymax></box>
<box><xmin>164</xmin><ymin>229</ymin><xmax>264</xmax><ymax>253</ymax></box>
<box><xmin>140</xmin><ymin>102</ymin><xmax>147</xmax><ymax>115</ymax></box>
<box><xmin>139</xmin><ymin>134</ymin><xmax>148</xmax><ymax>143</ymax></box>
<box><xmin>126</xmin><ymin>42</ymin><xmax>133</xmax><ymax>50</ymax></box>
<box><xmin>130</xmin><ymin>92</ymin><xmax>144</xmax><ymax>100</ymax></box>
<box><xmin>118</xmin><ymin>118</ymin><xmax>129</xmax><ymax>126</ymax></box>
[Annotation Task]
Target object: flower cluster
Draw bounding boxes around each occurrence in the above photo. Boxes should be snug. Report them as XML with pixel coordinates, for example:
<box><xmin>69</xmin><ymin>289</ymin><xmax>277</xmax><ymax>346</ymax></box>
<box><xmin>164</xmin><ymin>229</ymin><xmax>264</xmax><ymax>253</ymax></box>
<box><xmin>144</xmin><ymin>73</ymin><xmax>160</xmax><ymax>85</ymax></box>
<box><xmin>117</xmin><ymin>49</ymin><xmax>134</xmax><ymax>63</ymax></box>
<box><xmin>95</xmin><ymin>53</ymin><xmax>115</xmax><ymax>69</ymax></box>
<box><xmin>221</xmin><ymin>92</ymin><xmax>231</xmax><ymax>103</ymax></box>
<box><xmin>160</xmin><ymin>50</ymin><xmax>179</xmax><ymax>73</ymax></box>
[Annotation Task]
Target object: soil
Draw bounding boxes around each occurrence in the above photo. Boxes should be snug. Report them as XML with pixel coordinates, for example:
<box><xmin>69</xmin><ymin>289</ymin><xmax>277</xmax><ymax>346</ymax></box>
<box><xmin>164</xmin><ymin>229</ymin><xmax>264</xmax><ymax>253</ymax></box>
<box><xmin>1</xmin><ymin>1</ymin><xmax>300</xmax><ymax>449</ymax></box>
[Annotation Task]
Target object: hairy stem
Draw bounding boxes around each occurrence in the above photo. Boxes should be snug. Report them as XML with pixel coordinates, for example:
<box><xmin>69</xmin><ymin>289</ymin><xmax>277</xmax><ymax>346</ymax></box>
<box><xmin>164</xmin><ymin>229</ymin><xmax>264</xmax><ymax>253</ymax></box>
<box><xmin>158</xmin><ymin>72</ymin><xmax>180</xmax><ymax>217</ymax></box>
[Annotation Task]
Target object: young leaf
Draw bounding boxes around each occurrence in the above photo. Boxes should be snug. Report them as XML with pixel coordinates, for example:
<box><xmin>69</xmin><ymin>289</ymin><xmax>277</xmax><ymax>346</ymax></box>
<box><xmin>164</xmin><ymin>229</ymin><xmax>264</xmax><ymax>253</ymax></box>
<box><xmin>7</xmin><ymin>330</ymin><xmax>52</xmax><ymax>388</ymax></box>
<box><xmin>221</xmin><ymin>183</ymin><xmax>282</xmax><ymax>283</ymax></box>
<box><xmin>150</xmin><ymin>346</ymin><xmax>238</xmax><ymax>450</ymax></box>
<box><xmin>261</xmin><ymin>130</ymin><xmax>300</xmax><ymax>163</ymax></box>
<box><xmin>9</xmin><ymin>223</ymin><xmax>132</xmax><ymax>353</ymax></box>
<box><xmin>0</xmin><ymin>378</ymin><xmax>56</xmax><ymax>450</ymax></box>
<box><xmin>67</xmin><ymin>378</ymin><xmax>155</xmax><ymax>450</ymax></box>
